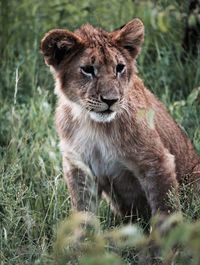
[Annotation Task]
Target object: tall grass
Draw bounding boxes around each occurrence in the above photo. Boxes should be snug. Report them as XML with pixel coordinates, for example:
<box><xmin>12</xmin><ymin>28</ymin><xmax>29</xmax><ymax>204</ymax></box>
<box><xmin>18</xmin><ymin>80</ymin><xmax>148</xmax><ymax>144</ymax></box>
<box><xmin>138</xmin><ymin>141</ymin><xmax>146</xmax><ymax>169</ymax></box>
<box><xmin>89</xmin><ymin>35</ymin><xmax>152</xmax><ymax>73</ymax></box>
<box><xmin>0</xmin><ymin>0</ymin><xmax>200</xmax><ymax>264</ymax></box>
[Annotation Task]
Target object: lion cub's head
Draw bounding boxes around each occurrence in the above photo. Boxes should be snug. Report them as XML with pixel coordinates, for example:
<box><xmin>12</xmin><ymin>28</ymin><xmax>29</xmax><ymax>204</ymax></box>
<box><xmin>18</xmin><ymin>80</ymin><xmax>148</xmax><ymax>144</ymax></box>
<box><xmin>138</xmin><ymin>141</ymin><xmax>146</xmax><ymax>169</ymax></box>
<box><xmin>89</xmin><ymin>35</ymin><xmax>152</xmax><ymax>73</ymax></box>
<box><xmin>41</xmin><ymin>19</ymin><xmax>144</xmax><ymax>122</ymax></box>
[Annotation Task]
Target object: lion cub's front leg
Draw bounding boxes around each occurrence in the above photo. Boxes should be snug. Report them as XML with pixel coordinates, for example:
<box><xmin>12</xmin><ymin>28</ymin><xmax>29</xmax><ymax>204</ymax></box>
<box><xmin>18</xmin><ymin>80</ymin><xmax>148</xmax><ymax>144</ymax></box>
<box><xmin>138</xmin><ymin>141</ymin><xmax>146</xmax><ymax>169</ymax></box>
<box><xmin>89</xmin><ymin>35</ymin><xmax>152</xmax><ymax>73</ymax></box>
<box><xmin>62</xmin><ymin>156</ymin><xmax>99</xmax><ymax>213</ymax></box>
<box><xmin>136</xmin><ymin>148</ymin><xmax>180</xmax><ymax>216</ymax></box>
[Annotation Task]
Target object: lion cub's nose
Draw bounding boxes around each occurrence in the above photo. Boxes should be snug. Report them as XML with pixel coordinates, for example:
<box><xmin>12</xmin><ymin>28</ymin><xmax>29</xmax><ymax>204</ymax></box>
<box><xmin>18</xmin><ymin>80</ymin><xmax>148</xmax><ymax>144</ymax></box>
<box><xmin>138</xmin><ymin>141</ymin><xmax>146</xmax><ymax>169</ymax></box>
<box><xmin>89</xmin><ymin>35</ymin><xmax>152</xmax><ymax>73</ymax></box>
<box><xmin>100</xmin><ymin>96</ymin><xmax>119</xmax><ymax>107</ymax></box>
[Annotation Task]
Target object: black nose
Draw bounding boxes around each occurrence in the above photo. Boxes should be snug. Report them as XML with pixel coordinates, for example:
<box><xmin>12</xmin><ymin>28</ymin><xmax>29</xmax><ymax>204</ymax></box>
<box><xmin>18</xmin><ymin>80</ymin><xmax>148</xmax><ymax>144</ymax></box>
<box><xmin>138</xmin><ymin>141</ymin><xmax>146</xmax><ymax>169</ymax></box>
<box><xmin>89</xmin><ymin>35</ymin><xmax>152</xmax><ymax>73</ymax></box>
<box><xmin>100</xmin><ymin>96</ymin><xmax>119</xmax><ymax>107</ymax></box>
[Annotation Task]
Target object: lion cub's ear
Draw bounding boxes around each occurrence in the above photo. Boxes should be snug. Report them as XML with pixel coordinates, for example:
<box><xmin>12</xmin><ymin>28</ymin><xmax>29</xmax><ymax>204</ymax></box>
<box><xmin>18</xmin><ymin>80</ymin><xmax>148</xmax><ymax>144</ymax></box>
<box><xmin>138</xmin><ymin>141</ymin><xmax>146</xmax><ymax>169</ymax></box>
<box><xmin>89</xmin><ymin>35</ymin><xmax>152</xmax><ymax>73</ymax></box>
<box><xmin>40</xmin><ymin>29</ymin><xmax>83</xmax><ymax>67</ymax></box>
<box><xmin>111</xmin><ymin>18</ymin><xmax>144</xmax><ymax>58</ymax></box>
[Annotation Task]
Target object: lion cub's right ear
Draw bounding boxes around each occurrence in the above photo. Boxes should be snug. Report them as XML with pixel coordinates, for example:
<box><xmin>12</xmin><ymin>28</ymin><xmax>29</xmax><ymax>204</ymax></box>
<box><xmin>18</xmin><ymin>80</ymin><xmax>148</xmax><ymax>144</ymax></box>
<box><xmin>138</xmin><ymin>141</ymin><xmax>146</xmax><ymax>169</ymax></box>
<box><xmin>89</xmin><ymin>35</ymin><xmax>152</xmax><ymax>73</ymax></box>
<box><xmin>40</xmin><ymin>29</ymin><xmax>83</xmax><ymax>67</ymax></box>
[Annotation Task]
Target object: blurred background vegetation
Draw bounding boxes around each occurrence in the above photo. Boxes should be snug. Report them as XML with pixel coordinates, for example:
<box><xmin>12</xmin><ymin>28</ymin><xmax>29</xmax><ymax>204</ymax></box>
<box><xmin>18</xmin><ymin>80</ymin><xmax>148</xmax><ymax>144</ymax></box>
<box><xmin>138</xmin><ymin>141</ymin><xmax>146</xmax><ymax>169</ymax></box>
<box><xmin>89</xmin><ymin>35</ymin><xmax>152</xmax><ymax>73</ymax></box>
<box><xmin>0</xmin><ymin>0</ymin><xmax>200</xmax><ymax>264</ymax></box>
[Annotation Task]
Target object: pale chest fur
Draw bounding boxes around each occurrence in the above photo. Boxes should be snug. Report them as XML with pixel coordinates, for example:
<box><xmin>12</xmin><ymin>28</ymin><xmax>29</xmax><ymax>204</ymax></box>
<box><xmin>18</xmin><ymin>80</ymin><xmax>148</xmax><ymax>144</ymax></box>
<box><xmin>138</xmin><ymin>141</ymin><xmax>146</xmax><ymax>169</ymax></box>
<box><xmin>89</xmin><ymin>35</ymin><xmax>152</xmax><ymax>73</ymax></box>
<box><xmin>59</xmin><ymin>118</ymin><xmax>127</xmax><ymax>180</ymax></box>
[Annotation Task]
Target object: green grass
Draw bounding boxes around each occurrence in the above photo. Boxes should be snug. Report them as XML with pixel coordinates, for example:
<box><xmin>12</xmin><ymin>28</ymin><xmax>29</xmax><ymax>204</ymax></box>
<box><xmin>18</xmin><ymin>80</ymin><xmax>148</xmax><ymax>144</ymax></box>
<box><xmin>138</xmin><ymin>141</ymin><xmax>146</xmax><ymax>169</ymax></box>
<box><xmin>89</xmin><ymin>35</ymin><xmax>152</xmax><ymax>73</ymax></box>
<box><xmin>0</xmin><ymin>0</ymin><xmax>200</xmax><ymax>264</ymax></box>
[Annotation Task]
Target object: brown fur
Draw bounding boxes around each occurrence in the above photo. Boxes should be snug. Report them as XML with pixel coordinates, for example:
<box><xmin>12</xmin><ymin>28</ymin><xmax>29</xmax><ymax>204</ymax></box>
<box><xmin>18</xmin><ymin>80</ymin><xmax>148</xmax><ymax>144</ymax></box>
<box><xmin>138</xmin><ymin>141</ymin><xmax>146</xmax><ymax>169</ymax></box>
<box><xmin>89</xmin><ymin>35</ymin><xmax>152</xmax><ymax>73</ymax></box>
<box><xmin>41</xmin><ymin>19</ymin><xmax>200</xmax><ymax>221</ymax></box>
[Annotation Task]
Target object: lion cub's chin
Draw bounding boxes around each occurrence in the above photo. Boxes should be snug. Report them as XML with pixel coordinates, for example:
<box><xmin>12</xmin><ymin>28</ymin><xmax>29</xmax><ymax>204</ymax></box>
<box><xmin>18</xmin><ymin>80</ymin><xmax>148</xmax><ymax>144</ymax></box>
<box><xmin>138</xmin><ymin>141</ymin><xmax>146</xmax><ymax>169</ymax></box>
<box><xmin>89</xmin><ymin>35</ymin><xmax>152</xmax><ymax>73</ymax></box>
<box><xmin>89</xmin><ymin>111</ymin><xmax>116</xmax><ymax>123</ymax></box>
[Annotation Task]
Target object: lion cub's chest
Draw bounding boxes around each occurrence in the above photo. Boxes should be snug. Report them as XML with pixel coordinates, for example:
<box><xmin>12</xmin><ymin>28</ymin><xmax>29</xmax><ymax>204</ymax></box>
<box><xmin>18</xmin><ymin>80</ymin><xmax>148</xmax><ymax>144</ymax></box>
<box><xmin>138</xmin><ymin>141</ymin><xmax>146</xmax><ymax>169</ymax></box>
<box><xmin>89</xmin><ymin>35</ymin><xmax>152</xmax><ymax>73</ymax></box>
<box><xmin>62</xmin><ymin>124</ymin><xmax>124</xmax><ymax>179</ymax></box>
<box><xmin>84</xmin><ymin>139</ymin><xmax>124</xmax><ymax>179</ymax></box>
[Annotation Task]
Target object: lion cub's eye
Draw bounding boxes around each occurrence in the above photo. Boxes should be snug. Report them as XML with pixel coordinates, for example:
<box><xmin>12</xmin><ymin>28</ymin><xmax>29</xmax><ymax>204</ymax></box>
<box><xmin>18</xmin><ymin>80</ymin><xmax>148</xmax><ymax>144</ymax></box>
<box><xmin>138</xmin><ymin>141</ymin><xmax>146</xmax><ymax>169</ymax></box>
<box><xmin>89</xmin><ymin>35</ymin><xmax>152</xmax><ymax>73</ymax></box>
<box><xmin>116</xmin><ymin>64</ymin><xmax>125</xmax><ymax>75</ymax></box>
<box><xmin>80</xmin><ymin>65</ymin><xmax>95</xmax><ymax>77</ymax></box>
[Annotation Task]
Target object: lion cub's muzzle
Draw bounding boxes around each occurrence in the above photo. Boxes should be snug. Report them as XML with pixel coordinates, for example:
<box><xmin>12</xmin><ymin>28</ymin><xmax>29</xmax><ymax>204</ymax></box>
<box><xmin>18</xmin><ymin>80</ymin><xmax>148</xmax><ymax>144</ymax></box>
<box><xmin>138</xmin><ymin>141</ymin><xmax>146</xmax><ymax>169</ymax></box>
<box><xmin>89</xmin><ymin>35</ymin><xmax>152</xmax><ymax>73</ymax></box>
<box><xmin>85</xmin><ymin>95</ymin><xmax>120</xmax><ymax>123</ymax></box>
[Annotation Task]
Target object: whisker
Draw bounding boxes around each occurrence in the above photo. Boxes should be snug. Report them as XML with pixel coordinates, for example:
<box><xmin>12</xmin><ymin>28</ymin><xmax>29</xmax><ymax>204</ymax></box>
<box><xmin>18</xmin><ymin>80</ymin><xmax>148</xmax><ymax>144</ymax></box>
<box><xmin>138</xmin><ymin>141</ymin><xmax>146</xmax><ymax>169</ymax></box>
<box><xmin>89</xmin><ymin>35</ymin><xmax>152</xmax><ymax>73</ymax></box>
<box><xmin>85</xmin><ymin>97</ymin><xmax>101</xmax><ymax>103</ymax></box>
<box><xmin>123</xmin><ymin>101</ymin><xmax>135</xmax><ymax>112</ymax></box>
<box><xmin>121</xmin><ymin>106</ymin><xmax>130</xmax><ymax>117</ymax></box>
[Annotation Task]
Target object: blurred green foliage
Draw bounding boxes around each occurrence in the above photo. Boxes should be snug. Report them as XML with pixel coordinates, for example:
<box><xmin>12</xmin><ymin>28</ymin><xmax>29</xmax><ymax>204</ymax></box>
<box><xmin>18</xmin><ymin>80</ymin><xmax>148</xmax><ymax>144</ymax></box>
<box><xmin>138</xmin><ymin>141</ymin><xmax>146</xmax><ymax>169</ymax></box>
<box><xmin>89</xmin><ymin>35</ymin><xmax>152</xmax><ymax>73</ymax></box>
<box><xmin>38</xmin><ymin>212</ymin><xmax>200</xmax><ymax>265</ymax></box>
<box><xmin>0</xmin><ymin>0</ymin><xmax>200</xmax><ymax>264</ymax></box>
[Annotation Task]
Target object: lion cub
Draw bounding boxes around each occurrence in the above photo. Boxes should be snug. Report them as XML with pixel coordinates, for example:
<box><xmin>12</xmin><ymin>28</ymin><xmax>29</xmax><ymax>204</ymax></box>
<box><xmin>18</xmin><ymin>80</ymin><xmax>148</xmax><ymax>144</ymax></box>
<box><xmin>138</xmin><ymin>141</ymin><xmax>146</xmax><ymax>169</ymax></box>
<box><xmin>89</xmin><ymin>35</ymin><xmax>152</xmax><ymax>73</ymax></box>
<box><xmin>41</xmin><ymin>19</ymin><xmax>200</xmax><ymax>221</ymax></box>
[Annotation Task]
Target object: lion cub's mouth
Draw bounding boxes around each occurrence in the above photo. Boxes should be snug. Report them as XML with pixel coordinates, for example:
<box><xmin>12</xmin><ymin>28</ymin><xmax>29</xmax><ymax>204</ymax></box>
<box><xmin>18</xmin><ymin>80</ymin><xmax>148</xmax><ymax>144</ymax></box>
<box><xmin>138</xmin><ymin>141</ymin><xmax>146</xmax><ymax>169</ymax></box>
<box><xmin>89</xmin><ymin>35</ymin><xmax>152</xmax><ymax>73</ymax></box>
<box><xmin>89</xmin><ymin>108</ymin><xmax>113</xmax><ymax>115</ymax></box>
<box><xmin>89</xmin><ymin>109</ymin><xmax>116</xmax><ymax>123</ymax></box>
<box><xmin>99</xmin><ymin>109</ymin><xmax>113</xmax><ymax>115</ymax></box>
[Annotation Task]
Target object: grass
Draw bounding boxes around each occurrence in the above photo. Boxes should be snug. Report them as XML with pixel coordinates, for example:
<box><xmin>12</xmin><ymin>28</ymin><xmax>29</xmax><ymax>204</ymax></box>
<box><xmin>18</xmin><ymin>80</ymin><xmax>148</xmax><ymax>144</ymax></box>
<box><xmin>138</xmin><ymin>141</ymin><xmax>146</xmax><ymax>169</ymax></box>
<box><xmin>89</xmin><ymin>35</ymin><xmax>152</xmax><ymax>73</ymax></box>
<box><xmin>0</xmin><ymin>0</ymin><xmax>200</xmax><ymax>264</ymax></box>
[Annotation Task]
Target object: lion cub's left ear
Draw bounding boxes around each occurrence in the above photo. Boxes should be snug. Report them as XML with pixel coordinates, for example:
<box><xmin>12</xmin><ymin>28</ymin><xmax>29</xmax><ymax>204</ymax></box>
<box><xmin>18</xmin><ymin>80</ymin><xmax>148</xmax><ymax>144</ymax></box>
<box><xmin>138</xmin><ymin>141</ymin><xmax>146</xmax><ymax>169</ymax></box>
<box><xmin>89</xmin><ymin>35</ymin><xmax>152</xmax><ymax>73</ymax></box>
<box><xmin>111</xmin><ymin>18</ymin><xmax>144</xmax><ymax>58</ymax></box>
